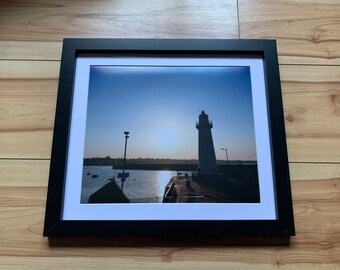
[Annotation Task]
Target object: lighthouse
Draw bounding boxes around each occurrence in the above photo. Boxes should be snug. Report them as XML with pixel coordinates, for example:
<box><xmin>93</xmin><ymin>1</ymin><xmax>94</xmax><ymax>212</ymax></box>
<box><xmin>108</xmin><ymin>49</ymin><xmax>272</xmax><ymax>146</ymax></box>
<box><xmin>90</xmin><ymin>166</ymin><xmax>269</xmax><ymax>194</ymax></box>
<box><xmin>196</xmin><ymin>111</ymin><xmax>218</xmax><ymax>175</ymax></box>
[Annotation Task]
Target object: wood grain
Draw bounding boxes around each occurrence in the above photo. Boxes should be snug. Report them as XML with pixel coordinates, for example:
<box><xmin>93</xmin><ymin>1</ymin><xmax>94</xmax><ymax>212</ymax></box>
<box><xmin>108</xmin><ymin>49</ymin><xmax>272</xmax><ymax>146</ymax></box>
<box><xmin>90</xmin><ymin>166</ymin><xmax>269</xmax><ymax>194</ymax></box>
<box><xmin>0</xmin><ymin>160</ymin><xmax>50</xmax><ymax>187</ymax></box>
<box><xmin>238</xmin><ymin>0</ymin><xmax>340</xmax><ymax>65</ymax></box>
<box><xmin>0</xmin><ymin>41</ymin><xmax>62</xmax><ymax>61</ymax></box>
<box><xmin>0</xmin><ymin>130</ymin><xmax>53</xmax><ymax>159</ymax></box>
<box><xmin>280</xmin><ymin>65</ymin><xmax>340</xmax><ymax>83</ymax></box>
<box><xmin>0</xmin><ymin>257</ymin><xmax>339</xmax><ymax>270</ymax></box>
<box><xmin>0</xmin><ymin>79</ymin><xmax>57</xmax><ymax>132</ymax></box>
<box><xmin>0</xmin><ymin>0</ymin><xmax>238</xmax><ymax>42</ymax></box>
<box><xmin>1</xmin><ymin>0</ymin><xmax>340</xmax><ymax>269</ymax></box>
<box><xmin>290</xmin><ymin>163</ymin><xmax>340</xmax><ymax>181</ymax></box>
<box><xmin>0</xmin><ymin>60</ymin><xmax>59</xmax><ymax>79</ymax></box>
<box><xmin>280</xmin><ymin>65</ymin><xmax>340</xmax><ymax>162</ymax></box>
<box><xmin>0</xmin><ymin>178</ymin><xmax>339</xmax><ymax>264</ymax></box>
<box><xmin>0</xmin><ymin>77</ymin><xmax>57</xmax><ymax>158</ymax></box>
<box><xmin>0</xmin><ymin>0</ymin><xmax>238</xmax><ymax>61</ymax></box>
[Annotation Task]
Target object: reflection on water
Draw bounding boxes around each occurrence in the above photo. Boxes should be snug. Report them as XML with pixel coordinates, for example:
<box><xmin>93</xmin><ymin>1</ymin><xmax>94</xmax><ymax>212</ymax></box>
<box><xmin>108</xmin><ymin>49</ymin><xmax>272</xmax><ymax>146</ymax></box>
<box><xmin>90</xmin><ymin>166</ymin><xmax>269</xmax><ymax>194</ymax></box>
<box><xmin>81</xmin><ymin>166</ymin><xmax>179</xmax><ymax>203</ymax></box>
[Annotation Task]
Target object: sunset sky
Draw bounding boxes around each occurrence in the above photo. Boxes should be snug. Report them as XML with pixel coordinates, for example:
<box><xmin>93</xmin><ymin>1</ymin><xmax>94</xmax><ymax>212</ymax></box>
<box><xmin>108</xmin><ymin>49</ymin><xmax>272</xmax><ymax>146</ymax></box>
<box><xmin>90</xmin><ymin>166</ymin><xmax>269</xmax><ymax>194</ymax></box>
<box><xmin>83</xmin><ymin>65</ymin><xmax>257</xmax><ymax>161</ymax></box>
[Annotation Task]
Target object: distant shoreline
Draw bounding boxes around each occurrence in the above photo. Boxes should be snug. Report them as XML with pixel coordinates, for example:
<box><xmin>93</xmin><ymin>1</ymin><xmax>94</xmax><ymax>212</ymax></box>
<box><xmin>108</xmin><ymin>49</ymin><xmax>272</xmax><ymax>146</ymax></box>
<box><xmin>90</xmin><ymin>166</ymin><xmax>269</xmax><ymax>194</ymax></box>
<box><xmin>83</xmin><ymin>157</ymin><xmax>258</xmax><ymax>179</ymax></box>
<box><xmin>83</xmin><ymin>157</ymin><xmax>257</xmax><ymax>167</ymax></box>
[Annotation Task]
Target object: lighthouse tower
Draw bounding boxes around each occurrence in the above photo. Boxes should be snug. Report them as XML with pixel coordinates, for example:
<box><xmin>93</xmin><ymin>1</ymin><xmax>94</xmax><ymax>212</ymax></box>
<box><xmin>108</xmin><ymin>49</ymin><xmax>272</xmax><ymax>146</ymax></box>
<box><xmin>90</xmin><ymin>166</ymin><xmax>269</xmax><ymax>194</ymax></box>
<box><xmin>196</xmin><ymin>111</ymin><xmax>218</xmax><ymax>175</ymax></box>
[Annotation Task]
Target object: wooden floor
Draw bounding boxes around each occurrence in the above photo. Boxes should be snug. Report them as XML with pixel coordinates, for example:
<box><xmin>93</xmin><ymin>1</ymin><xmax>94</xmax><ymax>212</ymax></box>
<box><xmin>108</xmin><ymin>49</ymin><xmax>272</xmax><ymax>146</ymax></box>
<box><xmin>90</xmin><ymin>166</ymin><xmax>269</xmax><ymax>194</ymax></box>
<box><xmin>0</xmin><ymin>0</ymin><xmax>340</xmax><ymax>269</ymax></box>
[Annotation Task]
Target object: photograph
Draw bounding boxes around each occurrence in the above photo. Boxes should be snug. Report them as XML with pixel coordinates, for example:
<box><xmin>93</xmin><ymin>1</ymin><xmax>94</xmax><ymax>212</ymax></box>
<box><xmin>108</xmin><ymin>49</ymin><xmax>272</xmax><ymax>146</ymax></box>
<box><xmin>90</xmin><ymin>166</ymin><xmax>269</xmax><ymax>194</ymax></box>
<box><xmin>81</xmin><ymin>64</ymin><xmax>260</xmax><ymax>204</ymax></box>
<box><xmin>44</xmin><ymin>39</ymin><xmax>294</xmax><ymax>236</ymax></box>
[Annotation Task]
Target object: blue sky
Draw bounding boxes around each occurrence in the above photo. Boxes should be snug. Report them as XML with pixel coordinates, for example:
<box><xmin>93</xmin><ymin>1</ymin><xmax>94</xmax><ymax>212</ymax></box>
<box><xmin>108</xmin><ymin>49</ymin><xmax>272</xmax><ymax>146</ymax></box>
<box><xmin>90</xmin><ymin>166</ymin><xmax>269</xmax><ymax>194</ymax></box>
<box><xmin>84</xmin><ymin>65</ymin><xmax>257</xmax><ymax>161</ymax></box>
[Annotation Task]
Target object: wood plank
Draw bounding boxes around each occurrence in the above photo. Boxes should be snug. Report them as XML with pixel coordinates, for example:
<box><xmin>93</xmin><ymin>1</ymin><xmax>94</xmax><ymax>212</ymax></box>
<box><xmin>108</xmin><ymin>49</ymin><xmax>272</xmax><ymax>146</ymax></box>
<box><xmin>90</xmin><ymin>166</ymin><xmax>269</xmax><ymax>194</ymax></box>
<box><xmin>2</xmin><ymin>1</ymin><xmax>340</xmax><ymax>269</ymax></box>
<box><xmin>0</xmin><ymin>162</ymin><xmax>339</xmax><ymax>265</ymax></box>
<box><xmin>0</xmin><ymin>187</ymin><xmax>46</xmax><ymax>208</ymax></box>
<box><xmin>0</xmin><ymin>41</ymin><xmax>62</xmax><ymax>60</ymax></box>
<box><xmin>287</xmin><ymin>138</ymin><xmax>340</xmax><ymax>163</ymax></box>
<box><xmin>0</xmin><ymin>60</ymin><xmax>59</xmax><ymax>79</ymax></box>
<box><xmin>238</xmin><ymin>0</ymin><xmax>340</xmax><ymax>65</ymax></box>
<box><xmin>292</xmin><ymin>178</ymin><xmax>340</xmax><ymax>202</ymax></box>
<box><xmin>0</xmin><ymin>179</ymin><xmax>339</xmax><ymax>262</ymax></box>
<box><xmin>280</xmin><ymin>65</ymin><xmax>340</xmax><ymax>83</ymax></box>
<box><xmin>0</xmin><ymin>130</ymin><xmax>53</xmax><ymax>159</ymax></box>
<box><xmin>0</xmin><ymin>78</ymin><xmax>57</xmax><ymax>159</ymax></box>
<box><xmin>289</xmin><ymin>163</ymin><xmax>340</xmax><ymax>181</ymax></box>
<box><xmin>0</xmin><ymin>79</ymin><xmax>57</xmax><ymax>133</ymax></box>
<box><xmin>0</xmin><ymin>257</ymin><xmax>339</xmax><ymax>270</ymax></box>
<box><xmin>0</xmin><ymin>0</ymin><xmax>238</xmax><ymax>42</ymax></box>
<box><xmin>280</xmin><ymin>65</ymin><xmax>340</xmax><ymax>162</ymax></box>
<box><xmin>0</xmin><ymin>160</ymin><xmax>50</xmax><ymax>187</ymax></box>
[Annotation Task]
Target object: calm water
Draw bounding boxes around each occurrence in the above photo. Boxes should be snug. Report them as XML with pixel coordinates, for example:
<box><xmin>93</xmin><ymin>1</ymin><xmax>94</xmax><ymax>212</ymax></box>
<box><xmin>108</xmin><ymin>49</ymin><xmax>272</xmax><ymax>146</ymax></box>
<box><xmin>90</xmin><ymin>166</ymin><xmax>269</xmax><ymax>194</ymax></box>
<box><xmin>81</xmin><ymin>166</ymin><xmax>180</xmax><ymax>203</ymax></box>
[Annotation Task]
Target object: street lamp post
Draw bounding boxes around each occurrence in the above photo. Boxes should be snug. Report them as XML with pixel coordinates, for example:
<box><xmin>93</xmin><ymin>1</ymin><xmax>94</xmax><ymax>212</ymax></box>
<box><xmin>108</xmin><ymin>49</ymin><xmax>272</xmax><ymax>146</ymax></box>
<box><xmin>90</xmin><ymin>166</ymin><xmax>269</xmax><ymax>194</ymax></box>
<box><xmin>122</xmin><ymin>131</ymin><xmax>129</xmax><ymax>174</ymax></box>
<box><xmin>121</xmin><ymin>131</ymin><xmax>129</xmax><ymax>190</ymax></box>
<box><xmin>221</xmin><ymin>148</ymin><xmax>229</xmax><ymax>165</ymax></box>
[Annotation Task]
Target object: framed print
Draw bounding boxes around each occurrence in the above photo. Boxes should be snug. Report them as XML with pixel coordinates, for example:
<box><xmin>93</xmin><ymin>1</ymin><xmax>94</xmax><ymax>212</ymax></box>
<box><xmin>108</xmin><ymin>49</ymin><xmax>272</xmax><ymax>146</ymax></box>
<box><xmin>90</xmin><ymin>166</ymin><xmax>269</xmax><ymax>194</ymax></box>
<box><xmin>43</xmin><ymin>39</ymin><xmax>295</xmax><ymax>237</ymax></box>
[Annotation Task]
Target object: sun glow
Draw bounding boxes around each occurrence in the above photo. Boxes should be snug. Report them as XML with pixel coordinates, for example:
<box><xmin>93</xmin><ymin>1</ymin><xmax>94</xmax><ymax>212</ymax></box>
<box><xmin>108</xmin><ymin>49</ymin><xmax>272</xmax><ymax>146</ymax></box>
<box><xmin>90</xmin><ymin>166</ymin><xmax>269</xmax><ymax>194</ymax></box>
<box><xmin>155</xmin><ymin>128</ymin><xmax>178</xmax><ymax>153</ymax></box>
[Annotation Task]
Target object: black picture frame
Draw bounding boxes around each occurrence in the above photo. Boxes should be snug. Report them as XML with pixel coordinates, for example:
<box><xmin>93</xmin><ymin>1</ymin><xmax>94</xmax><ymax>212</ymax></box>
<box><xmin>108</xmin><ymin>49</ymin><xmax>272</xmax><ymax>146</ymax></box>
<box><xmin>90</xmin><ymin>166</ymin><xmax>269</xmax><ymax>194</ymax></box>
<box><xmin>44</xmin><ymin>39</ymin><xmax>295</xmax><ymax>237</ymax></box>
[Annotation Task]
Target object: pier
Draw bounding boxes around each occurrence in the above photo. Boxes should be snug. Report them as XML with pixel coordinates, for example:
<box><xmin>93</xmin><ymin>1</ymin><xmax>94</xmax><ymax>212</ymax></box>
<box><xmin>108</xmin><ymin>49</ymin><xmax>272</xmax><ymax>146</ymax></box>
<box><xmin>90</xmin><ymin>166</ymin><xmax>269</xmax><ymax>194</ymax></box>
<box><xmin>163</xmin><ymin>175</ymin><xmax>230</xmax><ymax>203</ymax></box>
<box><xmin>163</xmin><ymin>172</ymin><xmax>260</xmax><ymax>203</ymax></box>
